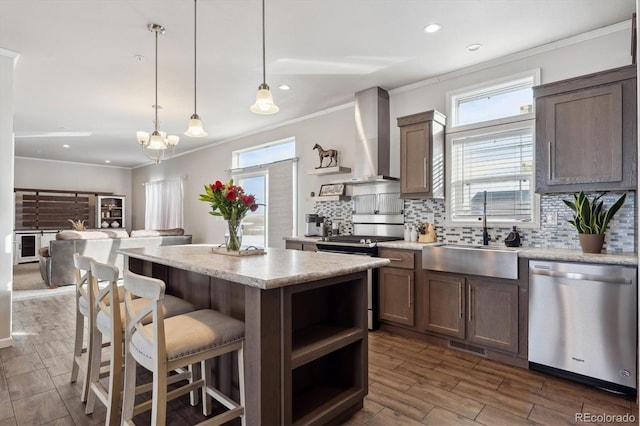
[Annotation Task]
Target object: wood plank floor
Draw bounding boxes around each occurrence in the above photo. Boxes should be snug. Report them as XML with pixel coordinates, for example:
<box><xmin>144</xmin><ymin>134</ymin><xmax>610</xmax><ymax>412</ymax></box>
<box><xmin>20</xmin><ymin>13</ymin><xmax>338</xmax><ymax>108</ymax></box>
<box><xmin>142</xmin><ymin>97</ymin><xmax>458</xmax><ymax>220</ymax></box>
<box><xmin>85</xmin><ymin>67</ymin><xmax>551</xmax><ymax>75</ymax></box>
<box><xmin>1</xmin><ymin>292</ymin><xmax>638</xmax><ymax>425</ymax></box>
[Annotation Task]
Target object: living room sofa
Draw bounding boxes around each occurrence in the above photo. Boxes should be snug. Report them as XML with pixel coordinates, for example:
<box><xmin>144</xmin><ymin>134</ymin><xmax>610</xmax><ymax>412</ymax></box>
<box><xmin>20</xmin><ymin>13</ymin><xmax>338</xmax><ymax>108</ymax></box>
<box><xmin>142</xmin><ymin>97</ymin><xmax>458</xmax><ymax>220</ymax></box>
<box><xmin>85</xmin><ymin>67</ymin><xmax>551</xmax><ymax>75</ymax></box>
<box><xmin>38</xmin><ymin>229</ymin><xmax>192</xmax><ymax>287</ymax></box>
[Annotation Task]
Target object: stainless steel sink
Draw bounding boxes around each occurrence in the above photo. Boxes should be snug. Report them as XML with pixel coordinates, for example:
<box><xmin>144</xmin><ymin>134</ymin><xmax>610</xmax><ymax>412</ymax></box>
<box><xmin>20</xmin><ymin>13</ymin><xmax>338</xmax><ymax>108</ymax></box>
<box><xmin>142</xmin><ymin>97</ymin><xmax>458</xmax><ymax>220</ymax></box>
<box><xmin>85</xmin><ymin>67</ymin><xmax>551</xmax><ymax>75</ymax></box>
<box><xmin>422</xmin><ymin>243</ymin><xmax>521</xmax><ymax>279</ymax></box>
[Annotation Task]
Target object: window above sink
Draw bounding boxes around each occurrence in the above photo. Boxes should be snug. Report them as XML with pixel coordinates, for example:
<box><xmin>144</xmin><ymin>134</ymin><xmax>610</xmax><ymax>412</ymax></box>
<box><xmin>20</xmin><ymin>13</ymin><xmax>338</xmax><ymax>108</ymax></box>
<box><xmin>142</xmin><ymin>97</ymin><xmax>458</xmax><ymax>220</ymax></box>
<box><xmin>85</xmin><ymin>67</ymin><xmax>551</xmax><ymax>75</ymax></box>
<box><xmin>445</xmin><ymin>70</ymin><xmax>541</xmax><ymax>228</ymax></box>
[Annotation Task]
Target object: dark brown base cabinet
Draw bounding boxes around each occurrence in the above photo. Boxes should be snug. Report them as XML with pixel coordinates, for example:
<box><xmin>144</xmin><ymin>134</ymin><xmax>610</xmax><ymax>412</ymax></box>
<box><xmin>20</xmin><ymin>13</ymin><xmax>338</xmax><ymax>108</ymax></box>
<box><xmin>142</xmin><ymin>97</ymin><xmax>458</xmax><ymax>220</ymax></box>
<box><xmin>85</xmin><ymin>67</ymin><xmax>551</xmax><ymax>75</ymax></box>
<box><xmin>466</xmin><ymin>278</ymin><xmax>519</xmax><ymax>353</ymax></box>
<box><xmin>534</xmin><ymin>65</ymin><xmax>637</xmax><ymax>193</ymax></box>
<box><xmin>379</xmin><ymin>267</ymin><xmax>414</xmax><ymax>326</ymax></box>
<box><xmin>420</xmin><ymin>272</ymin><xmax>465</xmax><ymax>339</ymax></box>
<box><xmin>379</xmin><ymin>255</ymin><xmax>529</xmax><ymax>366</ymax></box>
<box><xmin>420</xmin><ymin>273</ymin><xmax>518</xmax><ymax>353</ymax></box>
<box><xmin>378</xmin><ymin>248</ymin><xmax>417</xmax><ymax>326</ymax></box>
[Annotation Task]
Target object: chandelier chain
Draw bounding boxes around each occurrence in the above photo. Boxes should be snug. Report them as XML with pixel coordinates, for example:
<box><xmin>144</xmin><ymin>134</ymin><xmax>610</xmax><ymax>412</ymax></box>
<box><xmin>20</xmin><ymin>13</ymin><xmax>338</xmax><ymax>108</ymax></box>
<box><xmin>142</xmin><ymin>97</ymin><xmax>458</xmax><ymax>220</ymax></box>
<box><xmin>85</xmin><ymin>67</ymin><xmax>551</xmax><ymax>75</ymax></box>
<box><xmin>194</xmin><ymin>0</ymin><xmax>198</xmax><ymax>113</ymax></box>
<box><xmin>154</xmin><ymin>26</ymin><xmax>159</xmax><ymax>133</ymax></box>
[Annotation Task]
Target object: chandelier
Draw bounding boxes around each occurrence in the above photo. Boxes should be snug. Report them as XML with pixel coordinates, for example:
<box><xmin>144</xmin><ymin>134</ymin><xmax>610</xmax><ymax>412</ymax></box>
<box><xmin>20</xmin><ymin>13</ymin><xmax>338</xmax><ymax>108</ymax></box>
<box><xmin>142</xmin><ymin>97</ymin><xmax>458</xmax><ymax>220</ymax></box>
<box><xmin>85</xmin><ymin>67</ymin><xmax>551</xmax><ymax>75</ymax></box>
<box><xmin>136</xmin><ymin>23</ymin><xmax>180</xmax><ymax>164</ymax></box>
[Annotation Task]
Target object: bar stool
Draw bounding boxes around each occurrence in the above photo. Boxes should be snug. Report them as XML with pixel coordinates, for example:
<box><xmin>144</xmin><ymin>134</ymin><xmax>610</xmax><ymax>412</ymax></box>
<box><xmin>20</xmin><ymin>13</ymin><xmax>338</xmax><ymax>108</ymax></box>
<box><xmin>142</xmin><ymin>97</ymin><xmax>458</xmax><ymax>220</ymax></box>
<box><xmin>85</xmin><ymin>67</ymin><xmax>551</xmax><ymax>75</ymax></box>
<box><xmin>85</xmin><ymin>260</ymin><xmax>196</xmax><ymax>426</ymax></box>
<box><xmin>70</xmin><ymin>254</ymin><xmax>126</xmax><ymax>403</ymax></box>
<box><xmin>69</xmin><ymin>254</ymin><xmax>94</xmax><ymax>402</ymax></box>
<box><xmin>121</xmin><ymin>270</ymin><xmax>246</xmax><ymax>426</ymax></box>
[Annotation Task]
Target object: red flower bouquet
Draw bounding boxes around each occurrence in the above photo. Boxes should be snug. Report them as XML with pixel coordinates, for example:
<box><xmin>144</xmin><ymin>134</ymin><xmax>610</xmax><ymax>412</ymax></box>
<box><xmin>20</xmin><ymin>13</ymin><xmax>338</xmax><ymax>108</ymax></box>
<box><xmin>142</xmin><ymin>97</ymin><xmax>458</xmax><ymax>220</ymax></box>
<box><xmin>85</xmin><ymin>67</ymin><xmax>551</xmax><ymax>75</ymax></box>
<box><xmin>199</xmin><ymin>179</ymin><xmax>260</xmax><ymax>250</ymax></box>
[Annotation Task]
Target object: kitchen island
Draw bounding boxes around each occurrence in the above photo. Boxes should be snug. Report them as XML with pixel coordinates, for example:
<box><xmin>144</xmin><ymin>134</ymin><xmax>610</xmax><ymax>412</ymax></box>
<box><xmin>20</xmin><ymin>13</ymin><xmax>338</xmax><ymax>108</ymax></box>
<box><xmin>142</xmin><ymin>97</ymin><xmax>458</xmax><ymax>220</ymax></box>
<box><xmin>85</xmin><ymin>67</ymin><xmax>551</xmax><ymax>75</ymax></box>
<box><xmin>121</xmin><ymin>244</ymin><xmax>389</xmax><ymax>425</ymax></box>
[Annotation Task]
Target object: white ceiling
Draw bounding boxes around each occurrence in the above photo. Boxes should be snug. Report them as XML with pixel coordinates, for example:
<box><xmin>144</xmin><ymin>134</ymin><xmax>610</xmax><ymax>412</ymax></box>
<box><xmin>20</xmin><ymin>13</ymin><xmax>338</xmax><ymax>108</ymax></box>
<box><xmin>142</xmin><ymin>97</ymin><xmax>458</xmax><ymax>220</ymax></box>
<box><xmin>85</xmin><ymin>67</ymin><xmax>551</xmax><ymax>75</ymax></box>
<box><xmin>1</xmin><ymin>0</ymin><xmax>636</xmax><ymax>168</ymax></box>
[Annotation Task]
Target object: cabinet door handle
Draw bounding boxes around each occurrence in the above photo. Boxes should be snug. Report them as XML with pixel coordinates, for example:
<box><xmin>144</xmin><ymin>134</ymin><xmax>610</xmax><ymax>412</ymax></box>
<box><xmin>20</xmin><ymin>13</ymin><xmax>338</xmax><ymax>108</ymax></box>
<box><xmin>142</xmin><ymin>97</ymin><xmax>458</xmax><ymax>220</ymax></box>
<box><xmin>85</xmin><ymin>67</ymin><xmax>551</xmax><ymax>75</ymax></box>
<box><xmin>423</xmin><ymin>157</ymin><xmax>427</xmax><ymax>187</ymax></box>
<box><xmin>407</xmin><ymin>276</ymin><xmax>412</xmax><ymax>307</ymax></box>
<box><xmin>468</xmin><ymin>285</ymin><xmax>473</xmax><ymax>322</ymax></box>
<box><xmin>387</xmin><ymin>258</ymin><xmax>404</xmax><ymax>262</ymax></box>
<box><xmin>547</xmin><ymin>140</ymin><xmax>553</xmax><ymax>180</ymax></box>
<box><xmin>458</xmin><ymin>283</ymin><xmax>463</xmax><ymax>319</ymax></box>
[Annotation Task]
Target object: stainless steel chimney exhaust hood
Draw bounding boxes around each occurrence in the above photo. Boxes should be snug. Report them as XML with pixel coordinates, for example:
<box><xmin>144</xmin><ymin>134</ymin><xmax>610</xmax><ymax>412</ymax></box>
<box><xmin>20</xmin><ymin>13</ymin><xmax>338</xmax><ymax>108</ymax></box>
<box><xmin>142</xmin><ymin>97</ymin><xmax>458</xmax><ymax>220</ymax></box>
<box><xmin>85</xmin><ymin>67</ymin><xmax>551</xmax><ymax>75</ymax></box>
<box><xmin>348</xmin><ymin>87</ymin><xmax>399</xmax><ymax>183</ymax></box>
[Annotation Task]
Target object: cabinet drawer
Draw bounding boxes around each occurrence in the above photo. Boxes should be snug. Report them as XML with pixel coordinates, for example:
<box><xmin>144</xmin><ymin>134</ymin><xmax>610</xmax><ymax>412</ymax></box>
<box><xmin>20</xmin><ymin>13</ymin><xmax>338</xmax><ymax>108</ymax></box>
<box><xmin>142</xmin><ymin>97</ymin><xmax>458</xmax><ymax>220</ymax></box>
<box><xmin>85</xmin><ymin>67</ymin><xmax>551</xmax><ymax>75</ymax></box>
<box><xmin>378</xmin><ymin>249</ymin><xmax>415</xmax><ymax>269</ymax></box>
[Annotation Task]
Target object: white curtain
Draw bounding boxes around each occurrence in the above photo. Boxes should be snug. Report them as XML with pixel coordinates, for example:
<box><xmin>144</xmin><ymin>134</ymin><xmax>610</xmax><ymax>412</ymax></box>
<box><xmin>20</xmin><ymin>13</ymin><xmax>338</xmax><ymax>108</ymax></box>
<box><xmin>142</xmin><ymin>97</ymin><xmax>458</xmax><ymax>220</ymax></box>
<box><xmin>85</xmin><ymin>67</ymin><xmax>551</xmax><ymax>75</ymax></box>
<box><xmin>144</xmin><ymin>179</ymin><xmax>183</xmax><ymax>230</ymax></box>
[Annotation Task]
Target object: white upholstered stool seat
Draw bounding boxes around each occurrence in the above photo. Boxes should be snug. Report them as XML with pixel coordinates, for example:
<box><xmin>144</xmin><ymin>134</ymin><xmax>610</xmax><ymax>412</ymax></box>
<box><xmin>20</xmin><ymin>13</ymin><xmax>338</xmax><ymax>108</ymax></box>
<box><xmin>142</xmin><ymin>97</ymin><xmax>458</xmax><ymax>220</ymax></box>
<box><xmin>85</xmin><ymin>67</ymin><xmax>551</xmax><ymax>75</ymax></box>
<box><xmin>129</xmin><ymin>309</ymin><xmax>245</xmax><ymax>370</ymax></box>
<box><xmin>121</xmin><ymin>270</ymin><xmax>246</xmax><ymax>426</ymax></box>
<box><xmin>95</xmin><ymin>294</ymin><xmax>195</xmax><ymax>336</ymax></box>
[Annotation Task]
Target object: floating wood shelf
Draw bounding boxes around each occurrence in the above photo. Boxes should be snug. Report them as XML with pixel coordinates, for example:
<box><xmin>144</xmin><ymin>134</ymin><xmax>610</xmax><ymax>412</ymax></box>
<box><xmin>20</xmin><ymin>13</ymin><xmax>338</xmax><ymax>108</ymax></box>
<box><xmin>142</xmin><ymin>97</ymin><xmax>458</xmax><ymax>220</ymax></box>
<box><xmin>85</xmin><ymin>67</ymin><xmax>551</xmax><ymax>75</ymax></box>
<box><xmin>306</xmin><ymin>166</ymin><xmax>351</xmax><ymax>176</ymax></box>
<box><xmin>310</xmin><ymin>195</ymin><xmax>351</xmax><ymax>202</ymax></box>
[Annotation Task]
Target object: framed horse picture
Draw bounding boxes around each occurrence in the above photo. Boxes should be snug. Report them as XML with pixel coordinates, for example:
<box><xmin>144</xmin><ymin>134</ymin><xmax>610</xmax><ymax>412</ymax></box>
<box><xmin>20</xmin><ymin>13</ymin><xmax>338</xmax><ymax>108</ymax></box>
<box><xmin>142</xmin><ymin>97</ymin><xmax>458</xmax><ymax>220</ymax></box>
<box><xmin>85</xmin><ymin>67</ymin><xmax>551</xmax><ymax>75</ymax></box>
<box><xmin>319</xmin><ymin>184</ymin><xmax>345</xmax><ymax>196</ymax></box>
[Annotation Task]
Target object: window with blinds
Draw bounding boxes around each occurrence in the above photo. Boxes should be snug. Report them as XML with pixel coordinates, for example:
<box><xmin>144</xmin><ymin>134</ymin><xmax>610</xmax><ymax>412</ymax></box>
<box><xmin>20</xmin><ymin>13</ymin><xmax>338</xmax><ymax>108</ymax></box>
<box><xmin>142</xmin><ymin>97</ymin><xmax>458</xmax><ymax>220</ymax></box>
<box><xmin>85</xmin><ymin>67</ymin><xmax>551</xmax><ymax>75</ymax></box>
<box><xmin>449</xmin><ymin>126</ymin><xmax>534</xmax><ymax>223</ymax></box>
<box><xmin>232</xmin><ymin>137</ymin><xmax>297</xmax><ymax>248</ymax></box>
<box><xmin>446</xmin><ymin>70</ymin><xmax>539</xmax><ymax>226</ymax></box>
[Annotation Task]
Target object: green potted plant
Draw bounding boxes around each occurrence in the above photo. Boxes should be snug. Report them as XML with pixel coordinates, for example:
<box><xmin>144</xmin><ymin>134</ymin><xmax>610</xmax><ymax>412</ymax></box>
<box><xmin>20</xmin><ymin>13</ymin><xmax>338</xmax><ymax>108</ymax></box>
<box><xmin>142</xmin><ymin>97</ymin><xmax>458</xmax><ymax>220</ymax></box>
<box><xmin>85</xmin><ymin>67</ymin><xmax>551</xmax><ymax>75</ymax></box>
<box><xmin>562</xmin><ymin>192</ymin><xmax>626</xmax><ymax>253</ymax></box>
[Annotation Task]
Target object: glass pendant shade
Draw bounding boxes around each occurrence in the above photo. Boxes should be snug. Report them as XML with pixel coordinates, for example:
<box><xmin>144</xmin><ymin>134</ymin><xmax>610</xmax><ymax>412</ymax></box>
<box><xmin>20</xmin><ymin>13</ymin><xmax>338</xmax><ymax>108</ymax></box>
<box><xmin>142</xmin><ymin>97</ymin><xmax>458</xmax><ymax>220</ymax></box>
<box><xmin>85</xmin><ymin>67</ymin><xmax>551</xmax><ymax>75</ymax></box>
<box><xmin>136</xmin><ymin>131</ymin><xmax>150</xmax><ymax>145</ymax></box>
<box><xmin>250</xmin><ymin>84</ymin><xmax>279</xmax><ymax>115</ymax></box>
<box><xmin>166</xmin><ymin>134</ymin><xmax>180</xmax><ymax>146</ymax></box>
<box><xmin>185</xmin><ymin>114</ymin><xmax>208</xmax><ymax>137</ymax></box>
<box><xmin>147</xmin><ymin>132</ymin><xmax>168</xmax><ymax>150</ymax></box>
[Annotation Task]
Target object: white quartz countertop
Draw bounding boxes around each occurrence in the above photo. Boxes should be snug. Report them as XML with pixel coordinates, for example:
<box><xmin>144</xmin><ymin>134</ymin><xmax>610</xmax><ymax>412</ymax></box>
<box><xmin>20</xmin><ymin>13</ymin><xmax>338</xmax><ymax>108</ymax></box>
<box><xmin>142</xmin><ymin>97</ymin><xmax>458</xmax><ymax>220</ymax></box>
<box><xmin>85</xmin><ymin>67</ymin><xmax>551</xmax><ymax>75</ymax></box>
<box><xmin>121</xmin><ymin>244</ymin><xmax>389</xmax><ymax>290</ymax></box>
<box><xmin>519</xmin><ymin>247</ymin><xmax>637</xmax><ymax>266</ymax></box>
<box><xmin>283</xmin><ymin>237</ymin><xmax>637</xmax><ymax>266</ymax></box>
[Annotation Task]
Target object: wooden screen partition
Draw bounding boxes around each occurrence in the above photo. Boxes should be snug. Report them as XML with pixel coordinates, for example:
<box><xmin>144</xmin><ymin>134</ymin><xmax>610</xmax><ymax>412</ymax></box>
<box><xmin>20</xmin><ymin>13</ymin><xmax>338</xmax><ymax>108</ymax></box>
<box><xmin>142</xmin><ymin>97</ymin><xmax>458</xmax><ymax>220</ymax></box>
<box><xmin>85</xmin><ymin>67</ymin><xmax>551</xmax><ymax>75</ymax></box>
<box><xmin>14</xmin><ymin>188</ymin><xmax>113</xmax><ymax>230</ymax></box>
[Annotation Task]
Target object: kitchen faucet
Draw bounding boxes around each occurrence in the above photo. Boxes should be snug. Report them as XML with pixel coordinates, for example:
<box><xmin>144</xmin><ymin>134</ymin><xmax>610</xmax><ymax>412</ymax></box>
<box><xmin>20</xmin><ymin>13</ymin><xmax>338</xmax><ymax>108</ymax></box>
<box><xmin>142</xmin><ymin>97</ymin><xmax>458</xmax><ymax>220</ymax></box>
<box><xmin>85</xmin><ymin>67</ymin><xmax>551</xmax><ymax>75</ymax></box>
<box><xmin>482</xmin><ymin>190</ymin><xmax>489</xmax><ymax>245</ymax></box>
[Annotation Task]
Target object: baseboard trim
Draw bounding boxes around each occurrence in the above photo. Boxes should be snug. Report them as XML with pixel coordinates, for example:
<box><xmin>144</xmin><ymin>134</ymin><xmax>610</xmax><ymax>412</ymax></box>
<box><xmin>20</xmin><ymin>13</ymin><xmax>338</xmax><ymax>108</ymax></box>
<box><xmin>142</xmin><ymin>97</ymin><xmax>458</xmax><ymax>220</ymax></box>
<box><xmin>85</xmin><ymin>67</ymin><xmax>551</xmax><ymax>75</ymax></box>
<box><xmin>0</xmin><ymin>336</ymin><xmax>13</xmax><ymax>349</ymax></box>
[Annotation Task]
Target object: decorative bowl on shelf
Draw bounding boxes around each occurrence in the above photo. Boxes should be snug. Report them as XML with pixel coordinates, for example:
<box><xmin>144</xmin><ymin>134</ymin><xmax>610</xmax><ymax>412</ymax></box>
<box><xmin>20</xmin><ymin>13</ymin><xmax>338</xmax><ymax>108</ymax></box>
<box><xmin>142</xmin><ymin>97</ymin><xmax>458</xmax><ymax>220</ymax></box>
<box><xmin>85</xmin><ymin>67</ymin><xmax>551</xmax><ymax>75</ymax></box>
<box><xmin>111</xmin><ymin>221</ymin><xmax>120</xmax><ymax>228</ymax></box>
<box><xmin>101</xmin><ymin>221</ymin><xmax>109</xmax><ymax>228</ymax></box>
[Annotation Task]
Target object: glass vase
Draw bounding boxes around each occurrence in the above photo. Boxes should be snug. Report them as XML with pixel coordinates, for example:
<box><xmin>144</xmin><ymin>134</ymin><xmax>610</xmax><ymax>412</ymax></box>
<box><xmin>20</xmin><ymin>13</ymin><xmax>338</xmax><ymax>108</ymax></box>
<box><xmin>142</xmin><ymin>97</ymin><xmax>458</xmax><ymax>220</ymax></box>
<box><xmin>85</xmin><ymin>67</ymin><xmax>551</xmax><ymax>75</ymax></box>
<box><xmin>225</xmin><ymin>219</ymin><xmax>243</xmax><ymax>251</ymax></box>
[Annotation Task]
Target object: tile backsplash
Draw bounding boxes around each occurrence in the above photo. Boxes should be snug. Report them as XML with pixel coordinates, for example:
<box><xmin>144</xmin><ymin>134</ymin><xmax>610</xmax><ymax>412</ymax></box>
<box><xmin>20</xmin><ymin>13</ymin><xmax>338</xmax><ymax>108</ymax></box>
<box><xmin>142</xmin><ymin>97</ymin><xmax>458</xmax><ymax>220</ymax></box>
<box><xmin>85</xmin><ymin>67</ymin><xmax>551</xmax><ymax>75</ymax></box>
<box><xmin>314</xmin><ymin>191</ymin><xmax>636</xmax><ymax>252</ymax></box>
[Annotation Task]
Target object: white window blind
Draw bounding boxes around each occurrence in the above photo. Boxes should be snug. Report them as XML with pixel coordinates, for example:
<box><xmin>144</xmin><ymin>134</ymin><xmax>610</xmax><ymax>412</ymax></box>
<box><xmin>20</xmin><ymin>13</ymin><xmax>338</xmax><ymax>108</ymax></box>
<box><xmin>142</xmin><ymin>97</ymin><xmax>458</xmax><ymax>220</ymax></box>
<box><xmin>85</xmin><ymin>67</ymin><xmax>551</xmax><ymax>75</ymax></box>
<box><xmin>450</xmin><ymin>126</ymin><xmax>534</xmax><ymax>223</ymax></box>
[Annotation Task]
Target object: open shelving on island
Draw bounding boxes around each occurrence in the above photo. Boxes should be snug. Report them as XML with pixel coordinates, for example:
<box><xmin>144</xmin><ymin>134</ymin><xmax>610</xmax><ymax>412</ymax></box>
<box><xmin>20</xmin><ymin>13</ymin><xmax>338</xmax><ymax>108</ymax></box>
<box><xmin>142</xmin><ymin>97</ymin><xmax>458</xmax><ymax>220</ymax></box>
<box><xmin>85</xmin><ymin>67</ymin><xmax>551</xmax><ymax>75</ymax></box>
<box><xmin>282</xmin><ymin>273</ymin><xmax>367</xmax><ymax>425</ymax></box>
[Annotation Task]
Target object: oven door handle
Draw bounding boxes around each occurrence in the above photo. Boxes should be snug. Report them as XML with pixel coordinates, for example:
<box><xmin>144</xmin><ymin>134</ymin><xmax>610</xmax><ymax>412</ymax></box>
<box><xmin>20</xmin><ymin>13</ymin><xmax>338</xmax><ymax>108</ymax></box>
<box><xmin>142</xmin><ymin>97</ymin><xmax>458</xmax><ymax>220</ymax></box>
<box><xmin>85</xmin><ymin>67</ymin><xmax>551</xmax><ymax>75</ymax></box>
<box><xmin>317</xmin><ymin>248</ymin><xmax>373</xmax><ymax>256</ymax></box>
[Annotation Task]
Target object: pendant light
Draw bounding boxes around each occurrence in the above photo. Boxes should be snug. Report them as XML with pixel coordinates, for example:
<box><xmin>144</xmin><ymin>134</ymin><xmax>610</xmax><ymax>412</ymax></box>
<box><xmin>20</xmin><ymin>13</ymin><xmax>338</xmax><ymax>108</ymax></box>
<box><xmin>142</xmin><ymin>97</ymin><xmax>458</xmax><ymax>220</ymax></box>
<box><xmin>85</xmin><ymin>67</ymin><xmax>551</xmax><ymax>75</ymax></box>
<box><xmin>250</xmin><ymin>0</ymin><xmax>279</xmax><ymax>114</ymax></box>
<box><xmin>136</xmin><ymin>23</ymin><xmax>180</xmax><ymax>164</ymax></box>
<box><xmin>184</xmin><ymin>0</ymin><xmax>207</xmax><ymax>136</ymax></box>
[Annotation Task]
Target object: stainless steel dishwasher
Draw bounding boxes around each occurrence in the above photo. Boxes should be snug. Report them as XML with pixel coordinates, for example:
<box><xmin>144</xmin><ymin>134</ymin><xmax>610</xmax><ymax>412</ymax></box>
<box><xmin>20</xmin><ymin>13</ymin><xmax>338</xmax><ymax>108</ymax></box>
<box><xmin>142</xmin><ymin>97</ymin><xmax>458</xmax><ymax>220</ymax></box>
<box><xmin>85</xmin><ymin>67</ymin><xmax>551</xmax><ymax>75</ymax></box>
<box><xmin>529</xmin><ymin>260</ymin><xmax>637</xmax><ymax>395</ymax></box>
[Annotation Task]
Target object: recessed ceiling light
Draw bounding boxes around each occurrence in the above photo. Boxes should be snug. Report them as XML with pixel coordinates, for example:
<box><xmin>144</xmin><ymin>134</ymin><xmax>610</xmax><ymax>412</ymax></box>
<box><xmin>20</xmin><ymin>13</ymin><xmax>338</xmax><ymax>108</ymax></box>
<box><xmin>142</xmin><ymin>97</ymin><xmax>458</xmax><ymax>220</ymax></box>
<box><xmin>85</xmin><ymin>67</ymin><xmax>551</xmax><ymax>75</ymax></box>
<box><xmin>279</xmin><ymin>84</ymin><xmax>291</xmax><ymax>91</ymax></box>
<box><xmin>423</xmin><ymin>23</ymin><xmax>441</xmax><ymax>33</ymax></box>
<box><xmin>63</xmin><ymin>144</ymin><xmax>70</xmax><ymax>148</ymax></box>
<box><xmin>466</xmin><ymin>43</ymin><xmax>482</xmax><ymax>52</ymax></box>
<box><xmin>105</xmin><ymin>160</ymin><xmax>111</xmax><ymax>163</ymax></box>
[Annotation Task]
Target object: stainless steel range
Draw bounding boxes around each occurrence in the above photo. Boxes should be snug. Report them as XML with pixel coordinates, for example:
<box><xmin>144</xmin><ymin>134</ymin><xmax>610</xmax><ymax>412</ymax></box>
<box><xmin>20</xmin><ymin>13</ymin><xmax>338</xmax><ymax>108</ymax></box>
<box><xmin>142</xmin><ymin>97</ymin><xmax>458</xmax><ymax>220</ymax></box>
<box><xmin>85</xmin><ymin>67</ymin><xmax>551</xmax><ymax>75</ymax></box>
<box><xmin>316</xmin><ymin>235</ymin><xmax>402</xmax><ymax>331</ymax></box>
<box><xmin>315</xmin><ymin>190</ymin><xmax>404</xmax><ymax>330</ymax></box>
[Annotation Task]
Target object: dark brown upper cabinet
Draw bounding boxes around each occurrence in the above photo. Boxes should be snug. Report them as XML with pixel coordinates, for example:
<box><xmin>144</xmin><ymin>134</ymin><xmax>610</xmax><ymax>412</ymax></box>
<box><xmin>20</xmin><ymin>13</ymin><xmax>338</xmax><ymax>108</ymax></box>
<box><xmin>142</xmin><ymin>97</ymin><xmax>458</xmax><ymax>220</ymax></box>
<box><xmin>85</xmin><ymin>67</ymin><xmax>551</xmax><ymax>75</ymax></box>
<box><xmin>397</xmin><ymin>110</ymin><xmax>446</xmax><ymax>199</ymax></box>
<box><xmin>534</xmin><ymin>65</ymin><xmax>637</xmax><ymax>193</ymax></box>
